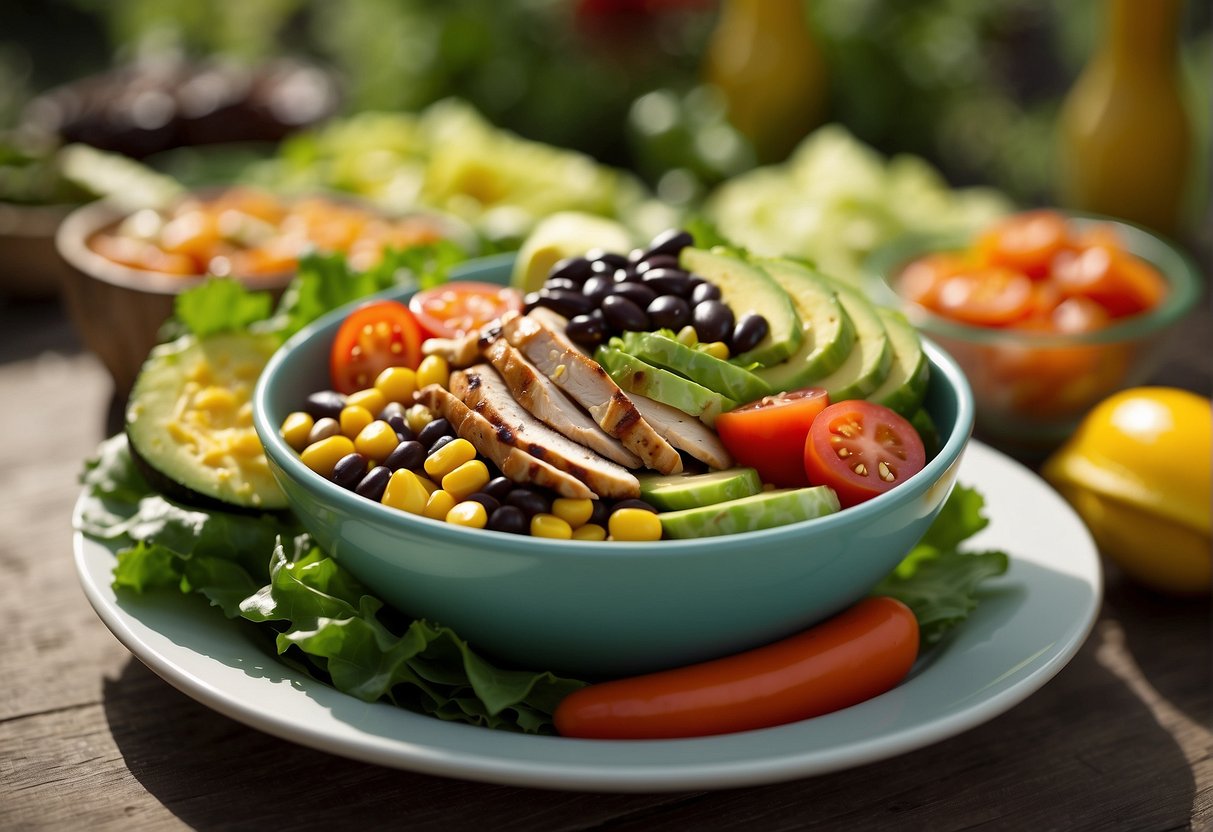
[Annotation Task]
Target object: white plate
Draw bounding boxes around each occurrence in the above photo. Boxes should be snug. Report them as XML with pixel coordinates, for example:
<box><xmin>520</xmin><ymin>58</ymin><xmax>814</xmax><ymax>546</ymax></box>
<box><xmin>74</xmin><ymin>440</ymin><xmax>1101</xmax><ymax>792</ymax></box>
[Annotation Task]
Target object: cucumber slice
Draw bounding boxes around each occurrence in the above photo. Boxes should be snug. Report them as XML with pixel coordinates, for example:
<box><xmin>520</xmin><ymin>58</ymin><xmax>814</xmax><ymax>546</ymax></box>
<box><xmin>615</xmin><ymin>331</ymin><xmax>770</xmax><ymax>403</ymax></box>
<box><xmin>659</xmin><ymin>486</ymin><xmax>841</xmax><ymax>539</ymax></box>
<box><xmin>811</xmin><ymin>281</ymin><xmax>892</xmax><ymax>401</ymax></box>
<box><xmin>679</xmin><ymin>246</ymin><xmax>802</xmax><ymax>367</ymax></box>
<box><xmin>869</xmin><ymin>308</ymin><xmax>931</xmax><ymax>416</ymax></box>
<box><xmin>638</xmin><ymin>467</ymin><xmax>763</xmax><ymax>511</ymax></box>
<box><xmin>752</xmin><ymin>258</ymin><xmax>857</xmax><ymax>393</ymax></box>
<box><xmin>595</xmin><ymin>348</ymin><xmax>738</xmax><ymax>426</ymax></box>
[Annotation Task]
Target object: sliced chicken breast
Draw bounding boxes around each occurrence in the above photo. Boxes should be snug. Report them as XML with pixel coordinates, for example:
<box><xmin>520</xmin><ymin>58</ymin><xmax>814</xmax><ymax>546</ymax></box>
<box><xmin>627</xmin><ymin>392</ymin><xmax>734</xmax><ymax>470</ymax></box>
<box><xmin>482</xmin><ymin>338</ymin><xmax>641</xmax><ymax>468</ymax></box>
<box><xmin>451</xmin><ymin>365</ymin><xmax>641</xmax><ymax>499</ymax></box>
<box><xmin>500</xmin><ymin>312</ymin><xmax>683</xmax><ymax>474</ymax></box>
<box><xmin>416</xmin><ymin>384</ymin><xmax>595</xmax><ymax>500</ymax></box>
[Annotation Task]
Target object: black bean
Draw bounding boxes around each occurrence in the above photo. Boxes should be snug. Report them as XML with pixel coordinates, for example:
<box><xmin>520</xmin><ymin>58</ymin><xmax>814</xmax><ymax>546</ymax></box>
<box><xmin>464</xmin><ymin>492</ymin><xmax>501</xmax><ymax>513</ymax></box>
<box><xmin>612</xmin><ymin>498</ymin><xmax>658</xmax><ymax>513</ymax></box>
<box><xmin>488</xmin><ymin>505</ymin><xmax>529</xmax><ymax>535</ymax></box>
<box><xmin>588</xmin><ymin>249</ymin><xmax>628</xmax><ymax>268</ymax></box>
<box><xmin>379</xmin><ymin>401</ymin><xmax>407</xmax><ymax>423</ymax></box>
<box><xmin>306</xmin><ymin>417</ymin><xmax>341</xmax><ymax>445</ymax></box>
<box><xmin>483</xmin><ymin>476</ymin><xmax>513</xmax><ymax>500</ymax></box>
<box><xmin>304</xmin><ymin>390</ymin><xmax>347</xmax><ymax>420</ymax></box>
<box><xmin>386</xmin><ymin>414</ymin><xmax>414</xmax><ymax>442</ymax></box>
<box><xmin>643</xmin><ymin>228</ymin><xmax>694</xmax><ymax>260</ymax></box>
<box><xmin>356</xmin><ymin>466</ymin><xmax>392</xmax><ymax>502</ymax></box>
<box><xmin>428</xmin><ymin>435</ymin><xmax>456</xmax><ymax>455</ymax></box>
<box><xmin>647</xmin><ymin>295</ymin><xmax>692</xmax><ymax>330</ymax></box>
<box><xmin>611</xmin><ymin>266</ymin><xmax>639</xmax><ymax>284</ymax></box>
<box><xmin>384</xmin><ymin>439</ymin><xmax>425</xmax><ymax>471</ymax></box>
<box><xmin>600</xmin><ymin>294</ymin><xmax>649</xmax><ymax>332</ymax></box>
<box><xmin>690</xmin><ymin>281</ymin><xmax>721</xmax><ymax>304</ymax></box>
<box><xmin>505</xmin><ymin>488</ymin><xmax>549</xmax><ymax>518</ymax></box>
<box><xmin>331</xmin><ymin>453</ymin><xmax>368</xmax><ymax>490</ymax></box>
<box><xmin>732</xmin><ymin>313</ymin><xmax>770</xmax><ymax>355</ymax></box>
<box><xmin>589</xmin><ymin>499</ymin><xmax>610</xmax><ymax>527</ymax></box>
<box><xmin>549</xmin><ymin>256</ymin><xmax>593</xmax><ymax>284</ymax></box>
<box><xmin>581</xmin><ymin>275</ymin><xmax>614</xmax><ymax>304</ymax></box>
<box><xmin>544</xmin><ymin>277</ymin><xmax>581</xmax><ymax>293</ymax></box>
<box><xmin>640</xmin><ymin>268</ymin><xmax>692</xmax><ymax>297</ymax></box>
<box><xmin>636</xmin><ymin>254</ymin><xmax>680</xmax><ymax>274</ymax></box>
<box><xmin>417</xmin><ymin>418</ymin><xmax>451</xmax><ymax>447</ymax></box>
<box><xmin>531</xmin><ymin>288</ymin><xmax>593</xmax><ymax>318</ymax></box>
<box><xmin>692</xmin><ymin>300</ymin><xmax>734</xmax><ymax>343</ymax></box>
<box><xmin>627</xmin><ymin>247</ymin><xmax>647</xmax><ymax>265</ymax></box>
<box><xmin>588</xmin><ymin>259</ymin><xmax>616</xmax><ymax>278</ymax></box>
<box><xmin>566</xmin><ymin>313</ymin><xmax>608</xmax><ymax>348</ymax></box>
<box><xmin>608</xmin><ymin>281</ymin><xmax>658</xmax><ymax>308</ymax></box>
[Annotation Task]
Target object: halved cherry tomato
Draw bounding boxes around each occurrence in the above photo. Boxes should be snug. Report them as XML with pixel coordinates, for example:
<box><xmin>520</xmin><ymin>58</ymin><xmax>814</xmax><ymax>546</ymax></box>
<box><xmin>974</xmin><ymin>209</ymin><xmax>1070</xmax><ymax>278</ymax></box>
<box><xmin>553</xmin><ymin>596</ymin><xmax>919</xmax><ymax>739</ymax></box>
<box><xmin>1051</xmin><ymin>245</ymin><xmax>1167</xmax><ymax>318</ymax></box>
<box><xmin>894</xmin><ymin>252</ymin><xmax>969</xmax><ymax>311</ymax></box>
<box><xmin>934</xmin><ymin>267</ymin><xmax>1034</xmax><ymax>326</ymax></box>
<box><xmin>715</xmin><ymin>388</ymin><xmax>830</xmax><ymax>487</ymax></box>
<box><xmin>409</xmin><ymin>281</ymin><xmax>524</xmax><ymax>339</ymax></box>
<box><xmin>803</xmin><ymin>400</ymin><xmax>926</xmax><ymax>508</ymax></box>
<box><xmin>330</xmin><ymin>300</ymin><xmax>424</xmax><ymax>394</ymax></box>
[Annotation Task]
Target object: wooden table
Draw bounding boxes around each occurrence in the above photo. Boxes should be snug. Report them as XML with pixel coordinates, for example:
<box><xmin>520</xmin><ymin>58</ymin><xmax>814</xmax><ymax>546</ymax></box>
<box><xmin>2</xmin><ymin>289</ymin><xmax>1210</xmax><ymax>831</ymax></box>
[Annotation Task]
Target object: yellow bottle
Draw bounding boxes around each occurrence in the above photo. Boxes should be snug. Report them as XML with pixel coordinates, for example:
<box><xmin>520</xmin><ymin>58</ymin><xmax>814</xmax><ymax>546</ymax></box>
<box><xmin>1057</xmin><ymin>0</ymin><xmax>1192</xmax><ymax>236</ymax></box>
<box><xmin>702</xmin><ymin>0</ymin><xmax>827</xmax><ymax>164</ymax></box>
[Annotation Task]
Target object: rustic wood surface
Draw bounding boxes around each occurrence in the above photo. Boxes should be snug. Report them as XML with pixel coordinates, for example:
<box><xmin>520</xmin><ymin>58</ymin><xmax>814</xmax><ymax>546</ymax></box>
<box><xmin>1</xmin><ymin>286</ymin><xmax>1209</xmax><ymax>832</ymax></box>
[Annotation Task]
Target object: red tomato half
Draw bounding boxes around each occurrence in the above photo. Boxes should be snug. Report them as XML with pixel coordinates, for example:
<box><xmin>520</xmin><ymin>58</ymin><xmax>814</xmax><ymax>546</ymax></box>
<box><xmin>330</xmin><ymin>300</ymin><xmax>424</xmax><ymax>394</ymax></box>
<box><xmin>715</xmin><ymin>388</ymin><xmax>830</xmax><ymax>487</ymax></box>
<box><xmin>409</xmin><ymin>281</ymin><xmax>523</xmax><ymax>339</ymax></box>
<box><xmin>803</xmin><ymin>400</ymin><xmax>926</xmax><ymax>507</ymax></box>
<box><xmin>974</xmin><ymin>209</ymin><xmax>1070</xmax><ymax>278</ymax></box>
<box><xmin>934</xmin><ymin>267</ymin><xmax>1034</xmax><ymax>326</ymax></box>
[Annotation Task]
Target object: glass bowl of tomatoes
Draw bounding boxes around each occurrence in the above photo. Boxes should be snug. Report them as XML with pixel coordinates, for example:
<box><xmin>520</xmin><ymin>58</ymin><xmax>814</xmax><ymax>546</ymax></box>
<box><xmin>862</xmin><ymin>210</ymin><xmax>1201</xmax><ymax>455</ymax></box>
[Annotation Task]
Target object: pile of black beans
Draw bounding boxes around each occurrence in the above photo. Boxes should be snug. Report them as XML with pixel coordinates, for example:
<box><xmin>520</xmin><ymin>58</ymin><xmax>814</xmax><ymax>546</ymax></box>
<box><xmin>523</xmin><ymin>228</ymin><xmax>769</xmax><ymax>353</ymax></box>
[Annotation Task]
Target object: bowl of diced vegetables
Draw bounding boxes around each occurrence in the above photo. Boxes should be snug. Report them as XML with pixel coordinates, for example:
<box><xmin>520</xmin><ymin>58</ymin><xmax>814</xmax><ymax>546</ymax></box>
<box><xmin>247</xmin><ymin>229</ymin><xmax>974</xmax><ymax>681</ymax></box>
<box><xmin>862</xmin><ymin>210</ymin><xmax>1200</xmax><ymax>454</ymax></box>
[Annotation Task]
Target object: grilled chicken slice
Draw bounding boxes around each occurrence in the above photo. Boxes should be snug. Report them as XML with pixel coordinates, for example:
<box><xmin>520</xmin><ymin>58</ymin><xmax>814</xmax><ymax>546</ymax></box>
<box><xmin>416</xmin><ymin>385</ymin><xmax>595</xmax><ymax>500</ymax></box>
<box><xmin>452</xmin><ymin>365</ymin><xmax>641</xmax><ymax>499</ymax></box>
<box><xmin>421</xmin><ymin>334</ymin><xmax>482</xmax><ymax>368</ymax></box>
<box><xmin>482</xmin><ymin>338</ymin><xmax>641</xmax><ymax>468</ymax></box>
<box><xmin>627</xmin><ymin>393</ymin><xmax>734</xmax><ymax>470</ymax></box>
<box><xmin>499</xmin><ymin>312</ymin><xmax>683</xmax><ymax>474</ymax></box>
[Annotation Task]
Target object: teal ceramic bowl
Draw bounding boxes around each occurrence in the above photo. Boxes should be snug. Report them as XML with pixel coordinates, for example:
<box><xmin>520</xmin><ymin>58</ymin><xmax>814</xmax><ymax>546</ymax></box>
<box><xmin>254</xmin><ymin>254</ymin><xmax>975</xmax><ymax>679</ymax></box>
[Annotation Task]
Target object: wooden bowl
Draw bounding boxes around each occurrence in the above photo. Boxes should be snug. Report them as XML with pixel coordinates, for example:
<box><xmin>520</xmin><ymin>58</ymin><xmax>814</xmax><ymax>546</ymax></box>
<box><xmin>0</xmin><ymin>202</ymin><xmax>79</xmax><ymax>300</ymax></box>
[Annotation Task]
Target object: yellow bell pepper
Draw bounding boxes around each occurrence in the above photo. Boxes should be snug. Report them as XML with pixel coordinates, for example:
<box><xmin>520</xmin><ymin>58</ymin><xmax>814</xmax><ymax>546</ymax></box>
<box><xmin>1042</xmin><ymin>387</ymin><xmax>1211</xmax><ymax>595</ymax></box>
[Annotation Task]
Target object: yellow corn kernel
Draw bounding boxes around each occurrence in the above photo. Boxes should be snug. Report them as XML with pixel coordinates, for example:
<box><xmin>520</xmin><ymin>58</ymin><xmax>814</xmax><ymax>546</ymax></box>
<box><xmin>423</xmin><ymin>437</ymin><xmax>476</xmax><ymax>480</ymax></box>
<box><xmin>194</xmin><ymin>385</ymin><xmax>238</xmax><ymax>412</ymax></box>
<box><xmin>405</xmin><ymin>404</ymin><xmax>434</xmax><ymax>434</ymax></box>
<box><xmin>423</xmin><ymin>489</ymin><xmax>458</xmax><ymax>520</ymax></box>
<box><xmin>236</xmin><ymin>401</ymin><xmax>254</xmax><ymax>427</ymax></box>
<box><xmin>417</xmin><ymin>475</ymin><xmax>440</xmax><ymax>494</ymax></box>
<box><xmin>230</xmin><ymin>431</ymin><xmax>264</xmax><ymax>458</ymax></box>
<box><xmin>551</xmin><ymin>497</ymin><xmax>594</xmax><ymax>529</ymax></box>
<box><xmin>381</xmin><ymin>469</ymin><xmax>429</xmax><ymax>515</ymax></box>
<box><xmin>280</xmin><ymin>411</ymin><xmax>314</xmax><ymax>451</ymax></box>
<box><xmin>375</xmin><ymin>366</ymin><xmax>418</xmax><ymax>404</ymax></box>
<box><xmin>416</xmin><ymin>354</ymin><xmax>450</xmax><ymax>390</ymax></box>
<box><xmin>699</xmin><ymin>341</ymin><xmax>730</xmax><ymax>360</ymax></box>
<box><xmin>300</xmin><ymin>435</ymin><xmax>355</xmax><ymax>477</ymax></box>
<box><xmin>675</xmin><ymin>325</ymin><xmax>698</xmax><ymax>346</ymax></box>
<box><xmin>441</xmin><ymin>459</ymin><xmax>490</xmax><ymax>499</ymax></box>
<box><xmin>571</xmin><ymin>523</ymin><xmax>607</xmax><ymax>541</ymax></box>
<box><xmin>608</xmin><ymin>507</ymin><xmax>663</xmax><ymax>541</ymax></box>
<box><xmin>339</xmin><ymin>405</ymin><xmax>375</xmax><ymax>439</ymax></box>
<box><xmin>531</xmin><ymin>513</ymin><xmax>572</xmax><ymax>539</ymax></box>
<box><xmin>355</xmin><ymin>420</ymin><xmax>399</xmax><ymax>462</ymax></box>
<box><xmin>346</xmin><ymin>387</ymin><xmax>387</xmax><ymax>417</ymax></box>
<box><xmin>446</xmin><ymin>500</ymin><xmax>488</xmax><ymax>529</ymax></box>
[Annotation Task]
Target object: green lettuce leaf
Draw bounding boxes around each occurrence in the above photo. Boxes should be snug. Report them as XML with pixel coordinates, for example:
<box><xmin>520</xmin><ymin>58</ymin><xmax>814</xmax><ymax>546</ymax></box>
<box><xmin>174</xmin><ymin>278</ymin><xmax>276</xmax><ymax>338</ymax></box>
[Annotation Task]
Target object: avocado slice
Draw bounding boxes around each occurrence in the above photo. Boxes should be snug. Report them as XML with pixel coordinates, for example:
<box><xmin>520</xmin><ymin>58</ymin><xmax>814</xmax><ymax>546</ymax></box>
<box><xmin>615</xmin><ymin>330</ymin><xmax>770</xmax><ymax>403</ymax></box>
<box><xmin>869</xmin><ymin>307</ymin><xmax>931</xmax><ymax>417</ymax></box>
<box><xmin>679</xmin><ymin>246</ymin><xmax>802</xmax><ymax>368</ymax></box>
<box><xmin>659</xmin><ymin>486</ymin><xmax>841</xmax><ymax>539</ymax></box>
<box><xmin>751</xmin><ymin>258</ymin><xmax>857</xmax><ymax>393</ymax></box>
<box><xmin>595</xmin><ymin>347</ymin><xmax>737</xmax><ymax>426</ymax></box>
<box><xmin>638</xmin><ymin>467</ymin><xmax>763</xmax><ymax>511</ymax></box>
<box><xmin>811</xmin><ymin>281</ymin><xmax>893</xmax><ymax>401</ymax></box>
<box><xmin>125</xmin><ymin>332</ymin><xmax>288</xmax><ymax>512</ymax></box>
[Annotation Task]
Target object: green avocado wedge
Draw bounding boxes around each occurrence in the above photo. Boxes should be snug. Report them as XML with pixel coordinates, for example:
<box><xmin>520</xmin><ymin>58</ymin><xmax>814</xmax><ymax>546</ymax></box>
<box><xmin>615</xmin><ymin>330</ymin><xmax>770</xmax><ymax>402</ymax></box>
<box><xmin>751</xmin><ymin>258</ymin><xmax>857</xmax><ymax>394</ymax></box>
<box><xmin>679</xmin><ymin>246</ymin><xmax>802</xmax><ymax>368</ymax></box>
<box><xmin>659</xmin><ymin>486</ymin><xmax>841</xmax><ymax>539</ymax></box>
<box><xmin>638</xmin><ymin>467</ymin><xmax>763</xmax><ymax>511</ymax></box>
<box><xmin>811</xmin><ymin>280</ymin><xmax>893</xmax><ymax>402</ymax></box>
<box><xmin>869</xmin><ymin>307</ymin><xmax>931</xmax><ymax>417</ymax></box>
<box><xmin>594</xmin><ymin>348</ymin><xmax>738</xmax><ymax>426</ymax></box>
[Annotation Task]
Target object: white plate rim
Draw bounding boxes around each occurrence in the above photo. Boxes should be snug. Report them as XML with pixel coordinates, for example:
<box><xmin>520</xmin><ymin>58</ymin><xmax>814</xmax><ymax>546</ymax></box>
<box><xmin>74</xmin><ymin>440</ymin><xmax>1102</xmax><ymax>792</ymax></box>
